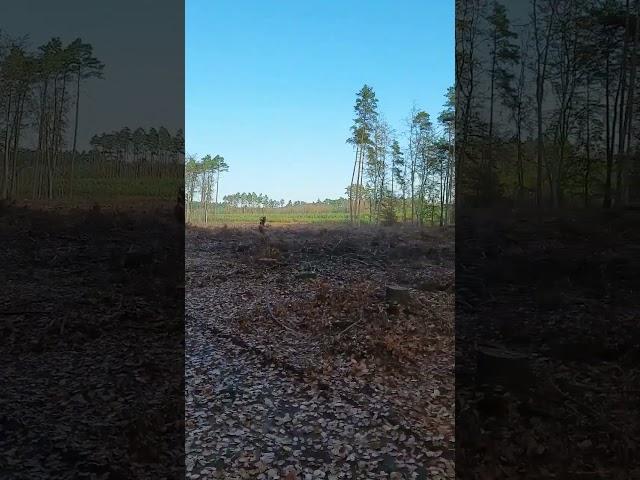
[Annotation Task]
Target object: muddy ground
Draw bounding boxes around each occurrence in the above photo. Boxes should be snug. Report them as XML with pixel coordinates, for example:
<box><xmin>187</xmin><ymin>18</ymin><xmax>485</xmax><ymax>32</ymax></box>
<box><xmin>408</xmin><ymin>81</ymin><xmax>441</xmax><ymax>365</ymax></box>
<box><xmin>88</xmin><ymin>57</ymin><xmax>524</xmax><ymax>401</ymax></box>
<box><xmin>0</xmin><ymin>203</ymin><xmax>184</xmax><ymax>479</ymax></box>
<box><xmin>186</xmin><ymin>223</ymin><xmax>454</xmax><ymax>479</ymax></box>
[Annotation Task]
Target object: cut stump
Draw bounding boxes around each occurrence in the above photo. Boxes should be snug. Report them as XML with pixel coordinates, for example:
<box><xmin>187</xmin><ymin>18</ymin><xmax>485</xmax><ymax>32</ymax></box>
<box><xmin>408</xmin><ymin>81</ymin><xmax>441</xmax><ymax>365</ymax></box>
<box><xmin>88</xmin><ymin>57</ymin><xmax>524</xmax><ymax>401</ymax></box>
<box><xmin>476</xmin><ymin>345</ymin><xmax>531</xmax><ymax>387</ymax></box>
<box><xmin>385</xmin><ymin>285</ymin><xmax>411</xmax><ymax>305</ymax></box>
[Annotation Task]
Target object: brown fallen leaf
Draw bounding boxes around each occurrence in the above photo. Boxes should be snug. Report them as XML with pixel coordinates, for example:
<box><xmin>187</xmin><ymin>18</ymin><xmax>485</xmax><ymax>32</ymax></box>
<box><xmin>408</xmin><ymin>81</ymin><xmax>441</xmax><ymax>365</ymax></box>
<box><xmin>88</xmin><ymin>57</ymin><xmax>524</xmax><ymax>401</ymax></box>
<box><xmin>283</xmin><ymin>469</ymin><xmax>298</xmax><ymax>480</ymax></box>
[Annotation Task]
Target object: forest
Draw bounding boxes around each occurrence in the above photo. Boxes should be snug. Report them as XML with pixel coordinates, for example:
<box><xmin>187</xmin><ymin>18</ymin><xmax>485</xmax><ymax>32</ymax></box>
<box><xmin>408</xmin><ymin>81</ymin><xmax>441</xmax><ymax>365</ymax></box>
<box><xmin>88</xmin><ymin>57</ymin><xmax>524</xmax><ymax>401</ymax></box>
<box><xmin>456</xmin><ymin>1</ymin><xmax>640</xmax><ymax>478</ymax></box>
<box><xmin>4</xmin><ymin>1</ymin><xmax>639</xmax><ymax>477</ymax></box>
<box><xmin>457</xmin><ymin>0</ymin><xmax>640</xmax><ymax>208</ymax></box>
<box><xmin>345</xmin><ymin>84</ymin><xmax>455</xmax><ymax>227</ymax></box>
<box><xmin>0</xmin><ymin>33</ymin><xmax>182</xmax><ymax>203</ymax></box>
<box><xmin>1</xmin><ymin>30</ymin><xmax>185</xmax><ymax>479</ymax></box>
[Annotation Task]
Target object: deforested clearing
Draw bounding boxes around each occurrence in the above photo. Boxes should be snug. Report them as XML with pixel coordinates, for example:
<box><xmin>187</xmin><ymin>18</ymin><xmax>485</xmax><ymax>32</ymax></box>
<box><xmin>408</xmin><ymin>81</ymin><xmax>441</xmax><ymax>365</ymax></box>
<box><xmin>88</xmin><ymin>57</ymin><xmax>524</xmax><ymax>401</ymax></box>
<box><xmin>186</xmin><ymin>223</ymin><xmax>454</xmax><ymax>479</ymax></box>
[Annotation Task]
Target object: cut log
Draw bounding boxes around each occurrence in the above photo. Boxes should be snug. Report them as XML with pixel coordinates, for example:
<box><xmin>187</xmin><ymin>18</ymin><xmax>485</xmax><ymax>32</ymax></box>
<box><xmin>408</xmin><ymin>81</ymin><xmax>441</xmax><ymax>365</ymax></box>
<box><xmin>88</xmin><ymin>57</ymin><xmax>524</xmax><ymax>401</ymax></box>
<box><xmin>385</xmin><ymin>285</ymin><xmax>411</xmax><ymax>305</ymax></box>
<box><xmin>476</xmin><ymin>345</ymin><xmax>531</xmax><ymax>388</ymax></box>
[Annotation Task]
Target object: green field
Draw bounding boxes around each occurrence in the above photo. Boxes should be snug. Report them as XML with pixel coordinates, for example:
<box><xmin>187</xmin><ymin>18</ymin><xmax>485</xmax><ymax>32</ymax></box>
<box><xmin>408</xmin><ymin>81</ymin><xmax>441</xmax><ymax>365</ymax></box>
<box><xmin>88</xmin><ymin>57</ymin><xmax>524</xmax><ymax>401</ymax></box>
<box><xmin>12</xmin><ymin>174</ymin><xmax>180</xmax><ymax>202</ymax></box>
<box><xmin>11</xmin><ymin>151</ymin><xmax>182</xmax><ymax>202</ymax></box>
<box><xmin>187</xmin><ymin>209</ymin><xmax>353</xmax><ymax>224</ymax></box>
<box><xmin>186</xmin><ymin>204</ymin><xmax>452</xmax><ymax>225</ymax></box>
<box><xmin>67</xmin><ymin>176</ymin><xmax>180</xmax><ymax>199</ymax></box>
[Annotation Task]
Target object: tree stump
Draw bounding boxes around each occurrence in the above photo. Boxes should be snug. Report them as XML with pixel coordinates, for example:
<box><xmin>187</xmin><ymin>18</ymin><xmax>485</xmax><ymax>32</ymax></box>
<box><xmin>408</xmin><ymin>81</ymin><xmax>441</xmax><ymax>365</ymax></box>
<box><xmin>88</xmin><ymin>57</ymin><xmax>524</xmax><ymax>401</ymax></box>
<box><xmin>385</xmin><ymin>285</ymin><xmax>411</xmax><ymax>305</ymax></box>
<box><xmin>476</xmin><ymin>345</ymin><xmax>531</xmax><ymax>388</ymax></box>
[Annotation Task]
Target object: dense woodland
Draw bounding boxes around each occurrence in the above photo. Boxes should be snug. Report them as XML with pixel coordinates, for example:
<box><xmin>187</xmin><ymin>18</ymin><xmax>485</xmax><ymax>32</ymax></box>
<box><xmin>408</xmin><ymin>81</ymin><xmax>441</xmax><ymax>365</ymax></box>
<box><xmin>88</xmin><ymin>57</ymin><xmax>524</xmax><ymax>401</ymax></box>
<box><xmin>457</xmin><ymin>0</ymin><xmax>640</xmax><ymax>207</ymax></box>
<box><xmin>0</xmin><ymin>33</ymin><xmax>182</xmax><ymax>201</ymax></box>
<box><xmin>456</xmin><ymin>1</ymin><xmax>640</xmax><ymax>477</ymax></box>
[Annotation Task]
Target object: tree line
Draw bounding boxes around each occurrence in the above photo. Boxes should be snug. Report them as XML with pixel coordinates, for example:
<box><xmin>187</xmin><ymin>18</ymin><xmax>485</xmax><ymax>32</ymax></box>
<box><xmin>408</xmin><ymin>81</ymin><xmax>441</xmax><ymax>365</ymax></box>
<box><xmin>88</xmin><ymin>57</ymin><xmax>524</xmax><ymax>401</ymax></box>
<box><xmin>88</xmin><ymin>126</ymin><xmax>184</xmax><ymax>179</ymax></box>
<box><xmin>347</xmin><ymin>84</ymin><xmax>455</xmax><ymax>226</ymax></box>
<box><xmin>0</xmin><ymin>33</ymin><xmax>104</xmax><ymax>199</ymax></box>
<box><xmin>222</xmin><ymin>193</ymin><xmax>286</xmax><ymax>209</ymax></box>
<box><xmin>0</xmin><ymin>33</ymin><xmax>183</xmax><ymax>201</ymax></box>
<box><xmin>185</xmin><ymin>153</ymin><xmax>229</xmax><ymax>223</ymax></box>
<box><xmin>185</xmin><ymin>182</ymin><xmax>355</xmax><ymax>222</ymax></box>
<box><xmin>221</xmin><ymin>193</ymin><xmax>347</xmax><ymax>211</ymax></box>
<box><xmin>457</xmin><ymin>0</ymin><xmax>640</xmax><ymax>208</ymax></box>
<box><xmin>90</xmin><ymin>126</ymin><xmax>184</xmax><ymax>164</ymax></box>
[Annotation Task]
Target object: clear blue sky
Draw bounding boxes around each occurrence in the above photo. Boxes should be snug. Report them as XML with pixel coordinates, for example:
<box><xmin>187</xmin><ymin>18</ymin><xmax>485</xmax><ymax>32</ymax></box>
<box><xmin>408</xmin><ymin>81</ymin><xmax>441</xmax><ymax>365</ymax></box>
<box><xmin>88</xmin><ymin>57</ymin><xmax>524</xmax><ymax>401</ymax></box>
<box><xmin>186</xmin><ymin>0</ymin><xmax>454</xmax><ymax>202</ymax></box>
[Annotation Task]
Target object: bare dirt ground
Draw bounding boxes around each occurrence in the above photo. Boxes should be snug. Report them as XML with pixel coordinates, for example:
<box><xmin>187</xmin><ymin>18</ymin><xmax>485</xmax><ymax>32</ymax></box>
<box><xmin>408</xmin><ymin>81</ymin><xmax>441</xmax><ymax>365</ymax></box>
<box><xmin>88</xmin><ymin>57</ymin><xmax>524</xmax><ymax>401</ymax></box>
<box><xmin>186</xmin><ymin>223</ymin><xmax>454</xmax><ymax>479</ymax></box>
<box><xmin>0</xmin><ymin>203</ymin><xmax>184</xmax><ymax>479</ymax></box>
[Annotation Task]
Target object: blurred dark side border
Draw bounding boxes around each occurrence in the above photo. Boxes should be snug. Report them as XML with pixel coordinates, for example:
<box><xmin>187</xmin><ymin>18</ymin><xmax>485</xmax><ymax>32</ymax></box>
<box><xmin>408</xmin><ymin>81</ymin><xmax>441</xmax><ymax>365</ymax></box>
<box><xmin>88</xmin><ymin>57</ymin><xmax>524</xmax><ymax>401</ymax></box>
<box><xmin>455</xmin><ymin>0</ymin><xmax>640</xmax><ymax>478</ymax></box>
<box><xmin>0</xmin><ymin>1</ymin><xmax>185</xmax><ymax>478</ymax></box>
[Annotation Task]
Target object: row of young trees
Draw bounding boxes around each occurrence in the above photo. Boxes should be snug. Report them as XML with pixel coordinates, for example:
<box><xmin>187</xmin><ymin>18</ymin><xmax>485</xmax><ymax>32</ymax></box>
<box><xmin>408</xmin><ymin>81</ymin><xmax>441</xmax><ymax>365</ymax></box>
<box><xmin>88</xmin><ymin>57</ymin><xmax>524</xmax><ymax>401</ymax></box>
<box><xmin>185</xmin><ymin>153</ymin><xmax>229</xmax><ymax>223</ymax></box>
<box><xmin>457</xmin><ymin>0</ymin><xmax>640</xmax><ymax>208</ymax></box>
<box><xmin>220</xmin><ymin>193</ymin><xmax>348</xmax><ymax>211</ymax></box>
<box><xmin>347</xmin><ymin>84</ymin><xmax>455</xmax><ymax>226</ymax></box>
<box><xmin>223</xmin><ymin>192</ymin><xmax>286</xmax><ymax>209</ymax></box>
<box><xmin>0</xmin><ymin>33</ymin><xmax>104</xmax><ymax>199</ymax></box>
<box><xmin>89</xmin><ymin>126</ymin><xmax>184</xmax><ymax>165</ymax></box>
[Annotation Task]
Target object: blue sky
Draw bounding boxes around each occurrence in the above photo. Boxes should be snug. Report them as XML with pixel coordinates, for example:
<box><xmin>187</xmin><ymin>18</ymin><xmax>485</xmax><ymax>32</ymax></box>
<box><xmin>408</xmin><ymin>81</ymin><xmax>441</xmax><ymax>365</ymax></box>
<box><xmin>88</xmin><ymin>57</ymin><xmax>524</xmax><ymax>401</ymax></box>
<box><xmin>186</xmin><ymin>1</ymin><xmax>454</xmax><ymax>202</ymax></box>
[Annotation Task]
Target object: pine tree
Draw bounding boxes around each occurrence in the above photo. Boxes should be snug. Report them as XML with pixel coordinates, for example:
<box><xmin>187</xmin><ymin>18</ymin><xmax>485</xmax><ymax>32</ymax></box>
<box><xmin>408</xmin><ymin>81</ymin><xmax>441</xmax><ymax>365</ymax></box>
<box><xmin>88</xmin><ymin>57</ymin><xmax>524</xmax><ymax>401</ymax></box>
<box><xmin>347</xmin><ymin>84</ymin><xmax>378</xmax><ymax>224</ymax></box>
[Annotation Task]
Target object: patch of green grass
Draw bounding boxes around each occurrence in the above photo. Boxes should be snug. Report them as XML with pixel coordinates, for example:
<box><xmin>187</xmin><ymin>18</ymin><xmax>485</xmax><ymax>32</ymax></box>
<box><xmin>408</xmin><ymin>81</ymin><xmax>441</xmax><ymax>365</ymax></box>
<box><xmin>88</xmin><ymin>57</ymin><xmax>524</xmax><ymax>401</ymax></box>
<box><xmin>187</xmin><ymin>209</ymin><xmax>355</xmax><ymax>224</ymax></box>
<box><xmin>36</xmin><ymin>176</ymin><xmax>181</xmax><ymax>200</ymax></box>
<box><xmin>186</xmin><ymin>206</ymin><xmax>451</xmax><ymax>225</ymax></box>
<box><xmin>72</xmin><ymin>177</ymin><xmax>179</xmax><ymax>198</ymax></box>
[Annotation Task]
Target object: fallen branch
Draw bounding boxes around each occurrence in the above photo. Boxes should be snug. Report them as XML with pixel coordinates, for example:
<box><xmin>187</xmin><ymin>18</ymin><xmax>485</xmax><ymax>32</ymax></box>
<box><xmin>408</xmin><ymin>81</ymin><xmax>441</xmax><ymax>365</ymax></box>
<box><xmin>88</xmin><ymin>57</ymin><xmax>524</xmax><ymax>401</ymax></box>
<box><xmin>329</xmin><ymin>238</ymin><xmax>343</xmax><ymax>254</ymax></box>
<box><xmin>338</xmin><ymin>254</ymin><xmax>379</xmax><ymax>268</ymax></box>
<box><xmin>336</xmin><ymin>307</ymin><xmax>365</xmax><ymax>337</ymax></box>
<box><xmin>266</xmin><ymin>303</ymin><xmax>300</xmax><ymax>335</ymax></box>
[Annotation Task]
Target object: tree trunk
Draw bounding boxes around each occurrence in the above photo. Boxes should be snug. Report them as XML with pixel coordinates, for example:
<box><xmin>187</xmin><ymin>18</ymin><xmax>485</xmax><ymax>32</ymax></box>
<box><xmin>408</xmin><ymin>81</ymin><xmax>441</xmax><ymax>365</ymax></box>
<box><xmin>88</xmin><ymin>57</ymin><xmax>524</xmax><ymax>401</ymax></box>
<box><xmin>3</xmin><ymin>91</ymin><xmax>13</xmax><ymax>199</ymax></box>
<box><xmin>70</xmin><ymin>69</ymin><xmax>81</xmax><ymax>199</ymax></box>
<box><xmin>215</xmin><ymin>167</ymin><xmax>220</xmax><ymax>217</ymax></box>
<box><xmin>604</xmin><ymin>54</ymin><xmax>613</xmax><ymax>209</ymax></box>
<box><xmin>487</xmin><ymin>28</ymin><xmax>497</xmax><ymax>199</ymax></box>
<box><xmin>533</xmin><ymin>0</ymin><xmax>557</xmax><ymax>208</ymax></box>
<box><xmin>10</xmin><ymin>92</ymin><xmax>26</xmax><ymax>197</ymax></box>
<box><xmin>355</xmin><ymin>147</ymin><xmax>364</xmax><ymax>225</ymax></box>
<box><xmin>202</xmin><ymin>171</ymin><xmax>208</xmax><ymax>224</ymax></box>
<box><xmin>349</xmin><ymin>146</ymin><xmax>358</xmax><ymax>223</ymax></box>
<box><xmin>584</xmin><ymin>74</ymin><xmax>591</xmax><ymax>208</ymax></box>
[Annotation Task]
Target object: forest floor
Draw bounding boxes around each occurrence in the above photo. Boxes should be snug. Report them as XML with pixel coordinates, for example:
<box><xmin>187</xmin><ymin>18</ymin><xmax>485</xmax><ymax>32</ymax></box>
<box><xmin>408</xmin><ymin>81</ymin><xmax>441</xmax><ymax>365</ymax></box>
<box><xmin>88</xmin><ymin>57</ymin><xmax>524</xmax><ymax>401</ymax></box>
<box><xmin>0</xmin><ymin>202</ymin><xmax>184</xmax><ymax>479</ymax></box>
<box><xmin>456</xmin><ymin>207</ymin><xmax>640</xmax><ymax>479</ymax></box>
<box><xmin>186</xmin><ymin>223</ymin><xmax>455</xmax><ymax>480</ymax></box>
